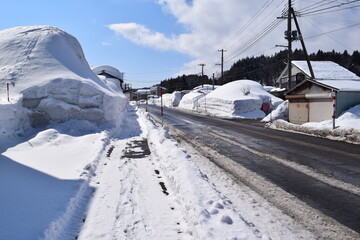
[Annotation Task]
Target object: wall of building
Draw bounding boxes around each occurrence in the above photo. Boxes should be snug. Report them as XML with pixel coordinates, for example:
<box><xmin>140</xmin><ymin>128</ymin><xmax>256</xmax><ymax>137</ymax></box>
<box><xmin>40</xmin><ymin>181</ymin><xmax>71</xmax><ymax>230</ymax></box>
<box><xmin>288</xmin><ymin>99</ymin><xmax>309</xmax><ymax>124</ymax></box>
<box><xmin>336</xmin><ymin>91</ymin><xmax>360</xmax><ymax>116</ymax></box>
<box><xmin>309</xmin><ymin>99</ymin><xmax>333</xmax><ymax>122</ymax></box>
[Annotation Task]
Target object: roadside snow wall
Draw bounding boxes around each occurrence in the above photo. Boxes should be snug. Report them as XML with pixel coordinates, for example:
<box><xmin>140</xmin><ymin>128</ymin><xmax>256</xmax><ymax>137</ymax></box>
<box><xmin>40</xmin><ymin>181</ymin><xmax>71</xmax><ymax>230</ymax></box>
<box><xmin>200</xmin><ymin>80</ymin><xmax>283</xmax><ymax>118</ymax></box>
<box><xmin>0</xmin><ymin>26</ymin><xmax>127</xmax><ymax>135</ymax></box>
<box><xmin>150</xmin><ymin>91</ymin><xmax>182</xmax><ymax>107</ymax></box>
<box><xmin>178</xmin><ymin>85</ymin><xmax>217</xmax><ymax>111</ymax></box>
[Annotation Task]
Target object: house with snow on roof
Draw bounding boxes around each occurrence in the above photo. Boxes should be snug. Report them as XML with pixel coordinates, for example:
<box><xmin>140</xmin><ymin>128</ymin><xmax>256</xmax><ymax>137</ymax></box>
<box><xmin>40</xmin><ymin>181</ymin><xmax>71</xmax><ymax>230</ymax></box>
<box><xmin>281</xmin><ymin>61</ymin><xmax>360</xmax><ymax>124</ymax></box>
<box><xmin>92</xmin><ymin>65</ymin><xmax>124</xmax><ymax>91</ymax></box>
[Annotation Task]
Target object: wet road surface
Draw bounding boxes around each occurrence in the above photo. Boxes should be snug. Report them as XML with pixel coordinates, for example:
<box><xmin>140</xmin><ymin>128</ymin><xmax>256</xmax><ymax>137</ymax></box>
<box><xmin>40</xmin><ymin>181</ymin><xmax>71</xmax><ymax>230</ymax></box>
<box><xmin>143</xmin><ymin>105</ymin><xmax>360</xmax><ymax>233</ymax></box>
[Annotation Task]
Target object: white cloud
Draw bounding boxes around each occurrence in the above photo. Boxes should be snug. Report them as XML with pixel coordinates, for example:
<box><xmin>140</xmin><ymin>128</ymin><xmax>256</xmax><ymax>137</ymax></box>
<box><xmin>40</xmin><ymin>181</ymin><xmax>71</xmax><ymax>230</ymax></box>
<box><xmin>108</xmin><ymin>23</ymin><xmax>175</xmax><ymax>51</ymax></box>
<box><xmin>101</xmin><ymin>42</ymin><xmax>112</xmax><ymax>46</ymax></box>
<box><xmin>108</xmin><ymin>0</ymin><xmax>256</xmax><ymax>57</ymax></box>
<box><xmin>108</xmin><ymin>0</ymin><xmax>360</xmax><ymax>77</ymax></box>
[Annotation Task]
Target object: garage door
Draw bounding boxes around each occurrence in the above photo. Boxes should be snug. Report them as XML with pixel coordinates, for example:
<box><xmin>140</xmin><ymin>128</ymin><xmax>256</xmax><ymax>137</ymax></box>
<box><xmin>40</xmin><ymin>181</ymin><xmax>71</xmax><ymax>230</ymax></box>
<box><xmin>309</xmin><ymin>99</ymin><xmax>333</xmax><ymax>122</ymax></box>
<box><xmin>289</xmin><ymin>101</ymin><xmax>309</xmax><ymax>124</ymax></box>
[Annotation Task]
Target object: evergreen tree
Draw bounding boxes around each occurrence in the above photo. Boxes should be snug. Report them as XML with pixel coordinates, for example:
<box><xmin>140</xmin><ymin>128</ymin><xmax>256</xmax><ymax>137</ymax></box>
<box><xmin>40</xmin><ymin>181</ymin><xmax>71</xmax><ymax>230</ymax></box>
<box><xmin>159</xmin><ymin>49</ymin><xmax>360</xmax><ymax>91</ymax></box>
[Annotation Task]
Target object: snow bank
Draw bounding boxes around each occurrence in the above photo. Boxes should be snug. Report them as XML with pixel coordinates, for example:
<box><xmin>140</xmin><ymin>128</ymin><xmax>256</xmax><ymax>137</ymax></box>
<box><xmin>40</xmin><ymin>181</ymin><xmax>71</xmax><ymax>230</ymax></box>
<box><xmin>262</xmin><ymin>100</ymin><xmax>288</xmax><ymax>122</ymax></box>
<box><xmin>0</xmin><ymin>121</ymin><xmax>110</xmax><ymax>240</ymax></box>
<box><xmin>149</xmin><ymin>91</ymin><xmax>182</xmax><ymax>107</ymax></box>
<box><xmin>199</xmin><ymin>80</ymin><xmax>282</xmax><ymax>118</ymax></box>
<box><xmin>267</xmin><ymin>104</ymin><xmax>360</xmax><ymax>144</ymax></box>
<box><xmin>163</xmin><ymin>91</ymin><xmax>182</xmax><ymax>107</ymax></box>
<box><xmin>138</xmin><ymin>110</ymin><xmax>260</xmax><ymax>239</ymax></box>
<box><xmin>0</xmin><ymin>26</ymin><xmax>127</xmax><ymax>136</ymax></box>
<box><xmin>178</xmin><ymin>85</ymin><xmax>217</xmax><ymax>111</ymax></box>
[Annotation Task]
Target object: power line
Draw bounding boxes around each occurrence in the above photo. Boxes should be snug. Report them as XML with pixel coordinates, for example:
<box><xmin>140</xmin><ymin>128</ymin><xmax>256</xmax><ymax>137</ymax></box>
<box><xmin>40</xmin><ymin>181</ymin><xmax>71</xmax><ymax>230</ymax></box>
<box><xmin>225</xmin><ymin>18</ymin><xmax>284</xmax><ymax>63</ymax></box>
<box><xmin>303</xmin><ymin>17</ymin><xmax>356</xmax><ymax>51</ymax></box>
<box><xmin>301</xmin><ymin>4</ymin><xmax>360</xmax><ymax>16</ymax></box>
<box><xmin>197</xmin><ymin>0</ymin><xmax>288</xmax><ymax>71</ymax></box>
<box><xmin>299</xmin><ymin>0</ymin><xmax>360</xmax><ymax>16</ymax></box>
<box><xmin>305</xmin><ymin>22</ymin><xmax>360</xmax><ymax>39</ymax></box>
<box><xmin>126</xmin><ymin>69</ymin><xmax>181</xmax><ymax>75</ymax></box>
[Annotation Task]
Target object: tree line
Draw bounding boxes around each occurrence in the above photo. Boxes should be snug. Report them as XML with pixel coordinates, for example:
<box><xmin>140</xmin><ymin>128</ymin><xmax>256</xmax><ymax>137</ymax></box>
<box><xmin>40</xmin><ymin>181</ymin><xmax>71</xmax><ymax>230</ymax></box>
<box><xmin>160</xmin><ymin>49</ymin><xmax>360</xmax><ymax>93</ymax></box>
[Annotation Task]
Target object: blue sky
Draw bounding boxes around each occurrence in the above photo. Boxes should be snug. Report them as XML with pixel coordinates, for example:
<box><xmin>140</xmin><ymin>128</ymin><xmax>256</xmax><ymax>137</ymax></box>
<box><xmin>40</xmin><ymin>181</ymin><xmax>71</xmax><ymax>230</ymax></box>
<box><xmin>1</xmin><ymin>0</ymin><xmax>359</xmax><ymax>88</ymax></box>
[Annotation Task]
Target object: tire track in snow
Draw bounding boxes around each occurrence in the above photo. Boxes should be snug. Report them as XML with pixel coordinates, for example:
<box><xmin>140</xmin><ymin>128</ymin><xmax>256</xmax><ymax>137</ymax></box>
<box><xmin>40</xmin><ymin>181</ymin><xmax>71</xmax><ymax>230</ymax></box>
<box><xmin>114</xmin><ymin>137</ymin><xmax>189</xmax><ymax>239</ymax></box>
<box><xmin>207</xmin><ymin>129</ymin><xmax>360</xmax><ymax>197</ymax></box>
<box><xmin>78</xmin><ymin>136</ymin><xmax>191</xmax><ymax>240</ymax></box>
<box><xmin>168</xmin><ymin>126</ymin><xmax>360</xmax><ymax>240</ymax></box>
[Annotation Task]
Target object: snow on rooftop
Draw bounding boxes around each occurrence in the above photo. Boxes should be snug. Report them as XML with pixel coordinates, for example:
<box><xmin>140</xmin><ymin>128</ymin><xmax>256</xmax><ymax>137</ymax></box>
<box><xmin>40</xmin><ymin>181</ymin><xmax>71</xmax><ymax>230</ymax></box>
<box><xmin>91</xmin><ymin>65</ymin><xmax>123</xmax><ymax>79</ymax></box>
<box><xmin>293</xmin><ymin>61</ymin><xmax>360</xmax><ymax>80</ymax></box>
<box><xmin>317</xmin><ymin>79</ymin><xmax>360</xmax><ymax>91</ymax></box>
<box><xmin>137</xmin><ymin>89</ymin><xmax>151</xmax><ymax>94</ymax></box>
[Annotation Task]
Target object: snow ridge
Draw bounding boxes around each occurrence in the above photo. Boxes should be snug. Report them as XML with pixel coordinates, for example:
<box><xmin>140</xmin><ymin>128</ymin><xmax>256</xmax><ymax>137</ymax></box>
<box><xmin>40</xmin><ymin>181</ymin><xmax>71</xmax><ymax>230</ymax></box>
<box><xmin>139</xmin><ymin>110</ymin><xmax>260</xmax><ymax>239</ymax></box>
<box><xmin>42</xmin><ymin>131</ymin><xmax>111</xmax><ymax>240</ymax></box>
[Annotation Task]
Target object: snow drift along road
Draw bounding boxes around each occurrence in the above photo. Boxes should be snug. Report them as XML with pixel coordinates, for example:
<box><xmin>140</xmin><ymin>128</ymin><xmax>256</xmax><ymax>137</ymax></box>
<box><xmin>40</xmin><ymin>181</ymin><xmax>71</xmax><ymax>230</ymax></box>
<box><xmin>197</xmin><ymin>80</ymin><xmax>282</xmax><ymax>118</ymax></box>
<box><xmin>0</xmin><ymin>26</ymin><xmax>127</xmax><ymax>135</ymax></box>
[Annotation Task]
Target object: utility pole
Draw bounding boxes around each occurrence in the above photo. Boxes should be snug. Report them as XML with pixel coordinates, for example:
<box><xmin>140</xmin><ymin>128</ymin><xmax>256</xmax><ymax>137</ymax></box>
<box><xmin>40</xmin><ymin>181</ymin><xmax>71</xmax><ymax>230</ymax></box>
<box><xmin>287</xmin><ymin>0</ymin><xmax>292</xmax><ymax>90</ymax></box>
<box><xmin>198</xmin><ymin>63</ymin><xmax>206</xmax><ymax>87</ymax></box>
<box><xmin>212</xmin><ymin>73</ymin><xmax>215</xmax><ymax>90</ymax></box>
<box><xmin>291</xmin><ymin>7</ymin><xmax>315</xmax><ymax>79</ymax></box>
<box><xmin>218</xmin><ymin>49</ymin><xmax>226</xmax><ymax>85</ymax></box>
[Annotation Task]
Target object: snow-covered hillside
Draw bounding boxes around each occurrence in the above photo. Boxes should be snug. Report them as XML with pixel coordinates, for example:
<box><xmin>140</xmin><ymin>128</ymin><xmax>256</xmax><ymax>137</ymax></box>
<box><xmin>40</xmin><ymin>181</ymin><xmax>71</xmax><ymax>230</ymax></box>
<box><xmin>0</xmin><ymin>26</ymin><xmax>127</xmax><ymax>136</ymax></box>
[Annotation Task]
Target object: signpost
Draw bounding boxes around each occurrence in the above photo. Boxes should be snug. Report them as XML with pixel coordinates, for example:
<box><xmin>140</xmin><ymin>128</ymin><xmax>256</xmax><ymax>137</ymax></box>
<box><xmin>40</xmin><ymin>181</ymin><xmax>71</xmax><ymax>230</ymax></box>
<box><xmin>160</xmin><ymin>87</ymin><xmax>164</xmax><ymax>126</ymax></box>
<box><xmin>7</xmin><ymin>83</ymin><xmax>10</xmax><ymax>102</ymax></box>
<box><xmin>332</xmin><ymin>91</ymin><xmax>336</xmax><ymax>129</ymax></box>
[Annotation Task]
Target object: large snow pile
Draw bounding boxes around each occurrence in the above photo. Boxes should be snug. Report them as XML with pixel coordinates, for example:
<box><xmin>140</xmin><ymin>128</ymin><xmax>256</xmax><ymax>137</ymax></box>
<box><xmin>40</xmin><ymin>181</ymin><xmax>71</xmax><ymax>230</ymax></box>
<box><xmin>0</xmin><ymin>26</ymin><xmax>127</xmax><ymax>136</ymax></box>
<box><xmin>178</xmin><ymin>85</ymin><xmax>217</xmax><ymax>111</ymax></box>
<box><xmin>199</xmin><ymin>80</ymin><xmax>283</xmax><ymax>118</ymax></box>
<box><xmin>268</xmin><ymin>104</ymin><xmax>360</xmax><ymax>144</ymax></box>
<box><xmin>163</xmin><ymin>91</ymin><xmax>182</xmax><ymax>107</ymax></box>
<box><xmin>262</xmin><ymin>100</ymin><xmax>289</xmax><ymax>122</ymax></box>
<box><xmin>149</xmin><ymin>91</ymin><xmax>182</xmax><ymax>107</ymax></box>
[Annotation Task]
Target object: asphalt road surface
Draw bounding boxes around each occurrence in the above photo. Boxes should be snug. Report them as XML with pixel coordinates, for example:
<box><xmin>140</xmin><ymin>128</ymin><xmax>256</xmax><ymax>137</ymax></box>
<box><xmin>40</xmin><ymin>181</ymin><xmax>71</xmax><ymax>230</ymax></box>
<box><xmin>143</xmin><ymin>104</ymin><xmax>360</xmax><ymax>234</ymax></box>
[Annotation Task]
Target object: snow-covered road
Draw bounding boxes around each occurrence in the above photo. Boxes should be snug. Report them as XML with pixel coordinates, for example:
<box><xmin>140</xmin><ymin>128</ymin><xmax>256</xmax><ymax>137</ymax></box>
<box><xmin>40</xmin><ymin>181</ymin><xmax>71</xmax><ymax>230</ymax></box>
<box><xmin>77</xmin><ymin>106</ymin><xmax>321</xmax><ymax>240</ymax></box>
<box><xmin>79</xmin><ymin>136</ymin><xmax>191</xmax><ymax>239</ymax></box>
<box><xmin>2</xmin><ymin>105</ymin><xmax>358</xmax><ymax>239</ymax></box>
<box><xmin>78</xmin><ymin>107</ymin><xmax>264</xmax><ymax>240</ymax></box>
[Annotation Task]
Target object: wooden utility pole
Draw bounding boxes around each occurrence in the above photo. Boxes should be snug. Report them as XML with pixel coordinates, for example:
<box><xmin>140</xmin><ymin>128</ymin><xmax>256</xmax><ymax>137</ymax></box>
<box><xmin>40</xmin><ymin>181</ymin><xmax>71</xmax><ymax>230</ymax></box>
<box><xmin>291</xmin><ymin>7</ymin><xmax>315</xmax><ymax>79</ymax></box>
<box><xmin>198</xmin><ymin>63</ymin><xmax>206</xmax><ymax>87</ymax></box>
<box><xmin>212</xmin><ymin>73</ymin><xmax>215</xmax><ymax>90</ymax></box>
<box><xmin>218</xmin><ymin>49</ymin><xmax>226</xmax><ymax>85</ymax></box>
<box><xmin>287</xmin><ymin>0</ymin><xmax>292</xmax><ymax>90</ymax></box>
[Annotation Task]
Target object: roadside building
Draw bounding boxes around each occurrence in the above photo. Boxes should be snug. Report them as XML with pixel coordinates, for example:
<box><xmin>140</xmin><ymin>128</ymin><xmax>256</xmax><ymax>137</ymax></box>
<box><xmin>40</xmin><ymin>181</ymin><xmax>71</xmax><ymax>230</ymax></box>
<box><xmin>276</xmin><ymin>61</ymin><xmax>359</xmax><ymax>90</ymax></box>
<box><xmin>286</xmin><ymin>80</ymin><xmax>360</xmax><ymax>124</ymax></box>
<box><xmin>136</xmin><ymin>88</ymin><xmax>151</xmax><ymax>100</ymax></box>
<box><xmin>150</xmin><ymin>85</ymin><xmax>160</xmax><ymax>96</ymax></box>
<box><xmin>92</xmin><ymin>65</ymin><xmax>125</xmax><ymax>91</ymax></box>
